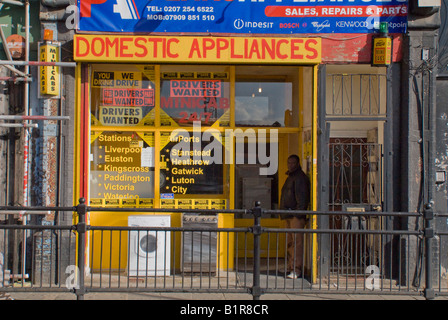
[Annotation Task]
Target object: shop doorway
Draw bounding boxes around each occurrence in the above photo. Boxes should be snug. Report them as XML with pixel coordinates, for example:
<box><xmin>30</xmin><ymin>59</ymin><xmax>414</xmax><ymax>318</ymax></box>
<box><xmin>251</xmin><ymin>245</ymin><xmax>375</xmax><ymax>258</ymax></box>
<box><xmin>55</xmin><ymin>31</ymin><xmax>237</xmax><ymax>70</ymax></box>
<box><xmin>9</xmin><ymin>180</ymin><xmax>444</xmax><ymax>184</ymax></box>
<box><xmin>231</xmin><ymin>65</ymin><xmax>316</xmax><ymax>279</ymax></box>
<box><xmin>328</xmin><ymin>136</ymin><xmax>383</xmax><ymax>273</ymax></box>
<box><xmin>232</xmin><ymin>66</ymin><xmax>314</xmax><ymax>215</ymax></box>
<box><xmin>319</xmin><ymin>65</ymin><xmax>389</xmax><ymax>275</ymax></box>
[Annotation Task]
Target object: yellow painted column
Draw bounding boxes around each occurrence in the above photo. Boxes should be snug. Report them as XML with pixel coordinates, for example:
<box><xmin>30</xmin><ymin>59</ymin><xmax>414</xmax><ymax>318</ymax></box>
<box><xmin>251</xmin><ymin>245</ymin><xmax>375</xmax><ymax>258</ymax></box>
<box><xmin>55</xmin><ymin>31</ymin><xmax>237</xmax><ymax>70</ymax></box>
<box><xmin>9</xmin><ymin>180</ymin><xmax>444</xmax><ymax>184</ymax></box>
<box><xmin>218</xmin><ymin>213</ymin><xmax>235</xmax><ymax>270</ymax></box>
<box><xmin>298</xmin><ymin>67</ymin><xmax>304</xmax><ymax>159</ymax></box>
<box><xmin>73</xmin><ymin>63</ymin><xmax>82</xmax><ymax>211</ymax></box>
<box><xmin>311</xmin><ymin>64</ymin><xmax>319</xmax><ymax>283</ymax></box>
<box><xmin>229</xmin><ymin>66</ymin><xmax>235</xmax><ymax>210</ymax></box>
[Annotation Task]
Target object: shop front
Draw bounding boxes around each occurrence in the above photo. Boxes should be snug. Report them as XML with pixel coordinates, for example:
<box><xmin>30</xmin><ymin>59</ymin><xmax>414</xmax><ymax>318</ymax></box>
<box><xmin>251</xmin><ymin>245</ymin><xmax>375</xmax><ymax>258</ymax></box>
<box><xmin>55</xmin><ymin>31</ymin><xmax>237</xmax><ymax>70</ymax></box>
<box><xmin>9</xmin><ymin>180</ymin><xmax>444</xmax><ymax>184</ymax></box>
<box><xmin>73</xmin><ymin>35</ymin><xmax>320</xmax><ymax>273</ymax></box>
<box><xmin>72</xmin><ymin>0</ymin><xmax>406</xmax><ymax>278</ymax></box>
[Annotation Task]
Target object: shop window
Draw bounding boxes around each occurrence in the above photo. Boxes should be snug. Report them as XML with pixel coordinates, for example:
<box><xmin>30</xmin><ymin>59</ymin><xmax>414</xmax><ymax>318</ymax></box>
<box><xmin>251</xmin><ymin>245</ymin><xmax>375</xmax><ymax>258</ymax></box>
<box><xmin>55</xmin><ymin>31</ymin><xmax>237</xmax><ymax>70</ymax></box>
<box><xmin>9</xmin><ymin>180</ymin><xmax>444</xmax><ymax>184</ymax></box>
<box><xmin>160</xmin><ymin>65</ymin><xmax>230</xmax><ymax>127</ymax></box>
<box><xmin>89</xmin><ymin>131</ymin><xmax>155</xmax><ymax>207</ymax></box>
<box><xmin>89</xmin><ymin>64</ymin><xmax>157</xmax><ymax>207</ymax></box>
<box><xmin>159</xmin><ymin>128</ymin><xmax>228</xmax><ymax>209</ymax></box>
<box><xmin>90</xmin><ymin>64</ymin><xmax>156</xmax><ymax>127</ymax></box>
<box><xmin>235</xmin><ymin>66</ymin><xmax>299</xmax><ymax>127</ymax></box>
<box><xmin>233</xmin><ymin>66</ymin><xmax>307</xmax><ymax>214</ymax></box>
<box><xmin>87</xmin><ymin>64</ymin><xmax>312</xmax><ymax>211</ymax></box>
<box><xmin>159</xmin><ymin>130</ymin><xmax>224</xmax><ymax>196</ymax></box>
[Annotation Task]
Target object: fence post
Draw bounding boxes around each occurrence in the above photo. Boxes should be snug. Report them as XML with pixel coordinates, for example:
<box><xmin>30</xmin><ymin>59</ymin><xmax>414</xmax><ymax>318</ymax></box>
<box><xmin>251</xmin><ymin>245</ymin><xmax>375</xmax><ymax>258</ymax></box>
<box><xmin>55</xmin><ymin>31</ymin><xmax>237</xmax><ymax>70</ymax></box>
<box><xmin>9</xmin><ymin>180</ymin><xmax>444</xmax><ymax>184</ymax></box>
<box><xmin>251</xmin><ymin>201</ymin><xmax>263</xmax><ymax>300</ymax></box>
<box><xmin>423</xmin><ymin>202</ymin><xmax>435</xmax><ymax>300</ymax></box>
<box><xmin>75</xmin><ymin>198</ymin><xmax>87</xmax><ymax>300</ymax></box>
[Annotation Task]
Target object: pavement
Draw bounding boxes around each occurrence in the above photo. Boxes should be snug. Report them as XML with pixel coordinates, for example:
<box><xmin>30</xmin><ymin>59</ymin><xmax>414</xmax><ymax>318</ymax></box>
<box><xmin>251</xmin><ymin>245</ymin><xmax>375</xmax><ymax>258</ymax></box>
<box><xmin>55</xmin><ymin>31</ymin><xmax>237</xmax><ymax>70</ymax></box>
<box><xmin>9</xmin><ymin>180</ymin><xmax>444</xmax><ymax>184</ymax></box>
<box><xmin>2</xmin><ymin>271</ymin><xmax>448</xmax><ymax>301</ymax></box>
<box><xmin>3</xmin><ymin>276</ymin><xmax>448</xmax><ymax>301</ymax></box>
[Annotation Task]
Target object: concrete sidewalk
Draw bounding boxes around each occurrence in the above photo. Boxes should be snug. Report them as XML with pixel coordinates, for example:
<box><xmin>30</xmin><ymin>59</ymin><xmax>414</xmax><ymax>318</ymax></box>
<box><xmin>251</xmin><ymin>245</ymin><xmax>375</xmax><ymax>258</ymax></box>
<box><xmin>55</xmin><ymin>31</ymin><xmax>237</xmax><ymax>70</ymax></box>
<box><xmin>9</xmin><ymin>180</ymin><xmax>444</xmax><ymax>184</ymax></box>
<box><xmin>3</xmin><ymin>271</ymin><xmax>447</xmax><ymax>300</ymax></box>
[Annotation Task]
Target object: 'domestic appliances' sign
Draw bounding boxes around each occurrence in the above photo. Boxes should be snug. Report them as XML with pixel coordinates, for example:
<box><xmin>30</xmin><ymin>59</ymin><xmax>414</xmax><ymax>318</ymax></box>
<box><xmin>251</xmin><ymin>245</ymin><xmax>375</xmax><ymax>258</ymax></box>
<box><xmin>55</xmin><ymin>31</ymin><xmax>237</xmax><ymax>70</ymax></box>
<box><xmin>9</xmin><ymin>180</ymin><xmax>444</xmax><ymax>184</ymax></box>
<box><xmin>77</xmin><ymin>0</ymin><xmax>407</xmax><ymax>34</ymax></box>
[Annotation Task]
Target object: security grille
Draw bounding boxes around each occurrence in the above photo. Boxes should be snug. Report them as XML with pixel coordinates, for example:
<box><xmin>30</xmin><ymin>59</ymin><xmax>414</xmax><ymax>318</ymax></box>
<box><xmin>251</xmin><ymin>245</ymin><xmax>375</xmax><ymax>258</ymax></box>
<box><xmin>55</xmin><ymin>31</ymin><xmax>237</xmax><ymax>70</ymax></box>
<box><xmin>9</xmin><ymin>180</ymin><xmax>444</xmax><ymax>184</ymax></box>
<box><xmin>328</xmin><ymin>139</ymin><xmax>383</xmax><ymax>274</ymax></box>
<box><xmin>327</xmin><ymin>74</ymin><xmax>387</xmax><ymax>117</ymax></box>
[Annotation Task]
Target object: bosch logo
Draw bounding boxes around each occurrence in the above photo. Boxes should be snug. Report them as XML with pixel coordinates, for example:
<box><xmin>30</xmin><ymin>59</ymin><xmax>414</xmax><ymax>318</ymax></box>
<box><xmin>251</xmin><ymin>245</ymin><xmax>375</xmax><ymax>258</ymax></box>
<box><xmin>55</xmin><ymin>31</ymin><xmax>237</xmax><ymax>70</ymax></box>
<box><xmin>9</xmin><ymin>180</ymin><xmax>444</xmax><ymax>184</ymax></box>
<box><xmin>234</xmin><ymin>19</ymin><xmax>244</xmax><ymax>30</ymax></box>
<box><xmin>279</xmin><ymin>23</ymin><xmax>300</xmax><ymax>29</ymax></box>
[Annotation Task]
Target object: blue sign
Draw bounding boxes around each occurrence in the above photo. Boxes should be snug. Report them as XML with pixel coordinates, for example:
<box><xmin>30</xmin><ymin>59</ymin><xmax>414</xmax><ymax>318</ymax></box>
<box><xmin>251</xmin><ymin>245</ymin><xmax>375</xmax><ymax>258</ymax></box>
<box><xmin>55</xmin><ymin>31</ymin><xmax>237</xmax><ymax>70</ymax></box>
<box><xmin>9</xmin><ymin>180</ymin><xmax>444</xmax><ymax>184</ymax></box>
<box><xmin>78</xmin><ymin>0</ymin><xmax>407</xmax><ymax>34</ymax></box>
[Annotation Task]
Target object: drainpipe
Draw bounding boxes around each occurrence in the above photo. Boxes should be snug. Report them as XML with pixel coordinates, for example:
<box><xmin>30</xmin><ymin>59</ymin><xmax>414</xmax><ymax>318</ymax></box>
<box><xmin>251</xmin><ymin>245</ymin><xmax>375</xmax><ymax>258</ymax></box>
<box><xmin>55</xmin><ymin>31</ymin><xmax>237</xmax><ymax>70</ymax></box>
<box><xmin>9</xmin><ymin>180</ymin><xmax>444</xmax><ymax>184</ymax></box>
<box><xmin>423</xmin><ymin>31</ymin><xmax>438</xmax><ymax>300</ymax></box>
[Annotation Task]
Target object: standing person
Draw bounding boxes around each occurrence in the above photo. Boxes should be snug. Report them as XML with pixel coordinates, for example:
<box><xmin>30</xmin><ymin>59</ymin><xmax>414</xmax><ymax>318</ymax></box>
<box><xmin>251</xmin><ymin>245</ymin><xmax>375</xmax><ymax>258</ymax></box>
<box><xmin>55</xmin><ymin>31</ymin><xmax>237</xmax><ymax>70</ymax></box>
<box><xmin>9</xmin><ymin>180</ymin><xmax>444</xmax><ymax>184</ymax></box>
<box><xmin>280</xmin><ymin>154</ymin><xmax>310</xmax><ymax>279</ymax></box>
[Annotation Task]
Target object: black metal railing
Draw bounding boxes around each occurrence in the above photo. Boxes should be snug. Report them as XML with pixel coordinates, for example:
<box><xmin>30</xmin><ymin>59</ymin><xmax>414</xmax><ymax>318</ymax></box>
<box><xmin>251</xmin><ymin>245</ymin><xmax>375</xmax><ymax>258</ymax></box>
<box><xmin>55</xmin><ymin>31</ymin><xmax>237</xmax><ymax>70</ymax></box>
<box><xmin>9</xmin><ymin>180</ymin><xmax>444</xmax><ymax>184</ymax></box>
<box><xmin>0</xmin><ymin>199</ymin><xmax>446</xmax><ymax>300</ymax></box>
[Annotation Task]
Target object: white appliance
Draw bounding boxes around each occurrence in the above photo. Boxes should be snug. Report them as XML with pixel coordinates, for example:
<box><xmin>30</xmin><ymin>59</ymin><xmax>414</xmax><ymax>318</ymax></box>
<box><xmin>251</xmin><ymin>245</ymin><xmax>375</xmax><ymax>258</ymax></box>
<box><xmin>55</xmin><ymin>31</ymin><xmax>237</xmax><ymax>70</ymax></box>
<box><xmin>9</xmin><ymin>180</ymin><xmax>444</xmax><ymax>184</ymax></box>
<box><xmin>128</xmin><ymin>215</ymin><xmax>171</xmax><ymax>276</ymax></box>
<box><xmin>182</xmin><ymin>214</ymin><xmax>218</xmax><ymax>274</ymax></box>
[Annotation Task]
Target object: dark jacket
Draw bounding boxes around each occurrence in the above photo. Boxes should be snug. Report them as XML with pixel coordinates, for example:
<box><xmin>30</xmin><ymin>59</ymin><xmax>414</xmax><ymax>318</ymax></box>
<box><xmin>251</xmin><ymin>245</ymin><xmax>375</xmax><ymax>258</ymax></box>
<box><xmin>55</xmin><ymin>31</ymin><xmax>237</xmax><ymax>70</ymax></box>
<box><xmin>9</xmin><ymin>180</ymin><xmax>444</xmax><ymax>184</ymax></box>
<box><xmin>280</xmin><ymin>167</ymin><xmax>310</xmax><ymax>219</ymax></box>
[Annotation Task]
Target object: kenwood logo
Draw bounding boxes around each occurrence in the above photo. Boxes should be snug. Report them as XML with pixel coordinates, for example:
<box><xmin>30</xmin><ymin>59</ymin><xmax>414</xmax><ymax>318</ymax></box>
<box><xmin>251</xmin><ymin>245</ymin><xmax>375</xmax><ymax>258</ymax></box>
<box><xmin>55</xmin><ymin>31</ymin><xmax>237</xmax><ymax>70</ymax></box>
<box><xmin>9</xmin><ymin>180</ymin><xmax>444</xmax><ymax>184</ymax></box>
<box><xmin>336</xmin><ymin>21</ymin><xmax>369</xmax><ymax>28</ymax></box>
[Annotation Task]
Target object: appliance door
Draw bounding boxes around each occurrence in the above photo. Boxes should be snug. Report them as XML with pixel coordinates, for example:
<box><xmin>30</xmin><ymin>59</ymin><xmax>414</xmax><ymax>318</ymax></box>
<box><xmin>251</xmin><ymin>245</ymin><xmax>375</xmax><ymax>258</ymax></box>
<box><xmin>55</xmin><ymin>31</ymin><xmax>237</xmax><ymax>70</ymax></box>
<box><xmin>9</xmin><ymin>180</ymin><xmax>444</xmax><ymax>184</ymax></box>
<box><xmin>132</xmin><ymin>229</ymin><xmax>160</xmax><ymax>259</ymax></box>
<box><xmin>182</xmin><ymin>214</ymin><xmax>218</xmax><ymax>274</ymax></box>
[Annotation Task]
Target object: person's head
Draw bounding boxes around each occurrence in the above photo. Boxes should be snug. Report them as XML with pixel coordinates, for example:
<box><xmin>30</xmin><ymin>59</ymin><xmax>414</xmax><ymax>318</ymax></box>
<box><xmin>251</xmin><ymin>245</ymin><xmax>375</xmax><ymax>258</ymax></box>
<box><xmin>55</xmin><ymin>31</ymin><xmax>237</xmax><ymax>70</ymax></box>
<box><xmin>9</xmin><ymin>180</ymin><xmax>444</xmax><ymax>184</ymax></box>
<box><xmin>287</xmin><ymin>154</ymin><xmax>301</xmax><ymax>173</ymax></box>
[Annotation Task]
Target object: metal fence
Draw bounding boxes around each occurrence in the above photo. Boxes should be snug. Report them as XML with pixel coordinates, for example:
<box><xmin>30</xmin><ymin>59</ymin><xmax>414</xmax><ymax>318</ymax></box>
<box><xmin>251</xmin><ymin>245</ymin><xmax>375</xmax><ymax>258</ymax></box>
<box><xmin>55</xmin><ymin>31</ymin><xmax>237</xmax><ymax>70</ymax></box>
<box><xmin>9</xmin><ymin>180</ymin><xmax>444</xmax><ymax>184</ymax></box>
<box><xmin>0</xmin><ymin>199</ymin><xmax>447</xmax><ymax>300</ymax></box>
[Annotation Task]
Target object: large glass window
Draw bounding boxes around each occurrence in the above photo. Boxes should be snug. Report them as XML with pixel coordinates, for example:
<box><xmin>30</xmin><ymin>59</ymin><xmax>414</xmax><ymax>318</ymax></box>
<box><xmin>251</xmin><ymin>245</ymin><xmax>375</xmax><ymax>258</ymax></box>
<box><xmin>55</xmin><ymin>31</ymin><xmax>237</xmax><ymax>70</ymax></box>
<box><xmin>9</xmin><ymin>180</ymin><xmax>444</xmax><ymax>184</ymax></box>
<box><xmin>233</xmin><ymin>66</ymin><xmax>311</xmax><ymax>214</ymax></box>
<box><xmin>87</xmin><ymin>64</ymin><xmax>313</xmax><ymax>210</ymax></box>
<box><xmin>235</xmin><ymin>66</ymin><xmax>300</xmax><ymax>127</ymax></box>
<box><xmin>89</xmin><ymin>64</ymin><xmax>157</xmax><ymax>207</ymax></box>
<box><xmin>90</xmin><ymin>64</ymin><xmax>156</xmax><ymax>127</ymax></box>
<box><xmin>160</xmin><ymin>130</ymin><xmax>224</xmax><ymax>195</ymax></box>
<box><xmin>160</xmin><ymin>65</ymin><xmax>230</xmax><ymax>127</ymax></box>
<box><xmin>90</xmin><ymin>131</ymin><xmax>155</xmax><ymax>207</ymax></box>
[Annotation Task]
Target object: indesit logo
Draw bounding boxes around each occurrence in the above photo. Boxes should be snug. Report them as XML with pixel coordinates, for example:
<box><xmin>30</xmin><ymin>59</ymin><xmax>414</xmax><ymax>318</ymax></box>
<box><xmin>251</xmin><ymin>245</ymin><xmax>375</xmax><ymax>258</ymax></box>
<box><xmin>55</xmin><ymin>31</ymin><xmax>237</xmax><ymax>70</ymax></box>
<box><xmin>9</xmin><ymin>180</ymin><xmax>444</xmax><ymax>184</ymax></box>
<box><xmin>234</xmin><ymin>19</ymin><xmax>244</xmax><ymax>30</ymax></box>
<box><xmin>233</xmin><ymin>18</ymin><xmax>274</xmax><ymax>30</ymax></box>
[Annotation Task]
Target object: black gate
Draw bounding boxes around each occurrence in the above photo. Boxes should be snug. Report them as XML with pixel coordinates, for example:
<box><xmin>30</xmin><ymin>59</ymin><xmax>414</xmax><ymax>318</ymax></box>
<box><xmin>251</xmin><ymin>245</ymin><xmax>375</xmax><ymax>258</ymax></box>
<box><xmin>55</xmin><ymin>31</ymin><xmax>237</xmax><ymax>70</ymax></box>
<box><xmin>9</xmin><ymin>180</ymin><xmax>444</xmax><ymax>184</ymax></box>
<box><xmin>328</xmin><ymin>140</ymin><xmax>383</xmax><ymax>274</ymax></box>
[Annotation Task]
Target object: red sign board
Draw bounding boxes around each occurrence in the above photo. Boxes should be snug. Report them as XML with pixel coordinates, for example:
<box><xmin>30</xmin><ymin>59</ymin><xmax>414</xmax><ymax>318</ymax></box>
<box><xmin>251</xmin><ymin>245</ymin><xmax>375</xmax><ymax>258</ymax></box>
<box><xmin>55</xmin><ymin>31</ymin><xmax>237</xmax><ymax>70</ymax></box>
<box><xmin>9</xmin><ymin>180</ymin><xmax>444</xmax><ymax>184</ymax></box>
<box><xmin>102</xmin><ymin>88</ymin><xmax>154</xmax><ymax>107</ymax></box>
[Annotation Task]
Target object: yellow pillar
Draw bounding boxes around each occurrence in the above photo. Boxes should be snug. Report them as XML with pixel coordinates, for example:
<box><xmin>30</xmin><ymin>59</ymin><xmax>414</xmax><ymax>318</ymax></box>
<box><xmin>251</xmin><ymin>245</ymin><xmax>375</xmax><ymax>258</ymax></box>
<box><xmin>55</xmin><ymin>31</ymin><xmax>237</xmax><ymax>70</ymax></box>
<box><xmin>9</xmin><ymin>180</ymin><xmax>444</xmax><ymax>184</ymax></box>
<box><xmin>311</xmin><ymin>64</ymin><xmax>319</xmax><ymax>283</ymax></box>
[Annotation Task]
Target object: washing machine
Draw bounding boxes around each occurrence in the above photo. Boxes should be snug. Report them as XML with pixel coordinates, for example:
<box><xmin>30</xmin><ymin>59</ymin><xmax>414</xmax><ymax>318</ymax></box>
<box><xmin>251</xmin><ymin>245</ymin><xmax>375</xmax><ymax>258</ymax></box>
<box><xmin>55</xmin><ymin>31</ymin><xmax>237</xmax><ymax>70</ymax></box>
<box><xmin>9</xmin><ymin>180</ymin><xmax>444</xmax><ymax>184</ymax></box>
<box><xmin>128</xmin><ymin>215</ymin><xmax>171</xmax><ymax>276</ymax></box>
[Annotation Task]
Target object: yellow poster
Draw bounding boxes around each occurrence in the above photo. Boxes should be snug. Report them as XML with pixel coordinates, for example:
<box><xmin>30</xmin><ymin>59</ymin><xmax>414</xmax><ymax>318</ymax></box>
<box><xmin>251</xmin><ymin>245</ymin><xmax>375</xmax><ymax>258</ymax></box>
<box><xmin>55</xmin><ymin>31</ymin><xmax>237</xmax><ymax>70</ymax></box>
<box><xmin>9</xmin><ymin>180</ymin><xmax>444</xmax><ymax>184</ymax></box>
<box><xmin>92</xmin><ymin>71</ymin><xmax>142</xmax><ymax>88</ymax></box>
<box><xmin>39</xmin><ymin>43</ymin><xmax>60</xmax><ymax>96</ymax></box>
<box><xmin>372</xmin><ymin>37</ymin><xmax>392</xmax><ymax>66</ymax></box>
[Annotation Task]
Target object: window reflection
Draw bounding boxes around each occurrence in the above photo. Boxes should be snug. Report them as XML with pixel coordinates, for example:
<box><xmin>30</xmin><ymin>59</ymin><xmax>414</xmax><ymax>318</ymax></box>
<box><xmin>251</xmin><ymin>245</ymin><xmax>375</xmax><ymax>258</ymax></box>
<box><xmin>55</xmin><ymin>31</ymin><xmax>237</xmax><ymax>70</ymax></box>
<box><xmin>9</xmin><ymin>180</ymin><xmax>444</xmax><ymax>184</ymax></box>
<box><xmin>235</xmin><ymin>81</ymin><xmax>292</xmax><ymax>127</ymax></box>
<box><xmin>235</xmin><ymin>66</ymin><xmax>299</xmax><ymax>127</ymax></box>
<box><xmin>159</xmin><ymin>66</ymin><xmax>231</xmax><ymax>127</ymax></box>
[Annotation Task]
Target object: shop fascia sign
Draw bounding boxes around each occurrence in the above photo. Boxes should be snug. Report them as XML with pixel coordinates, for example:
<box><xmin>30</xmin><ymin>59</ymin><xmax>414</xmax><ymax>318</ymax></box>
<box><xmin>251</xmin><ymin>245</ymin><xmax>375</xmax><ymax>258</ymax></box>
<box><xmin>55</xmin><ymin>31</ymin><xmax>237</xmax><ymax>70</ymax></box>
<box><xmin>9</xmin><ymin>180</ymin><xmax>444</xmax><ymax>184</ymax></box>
<box><xmin>77</xmin><ymin>0</ymin><xmax>407</xmax><ymax>34</ymax></box>
<box><xmin>73</xmin><ymin>35</ymin><xmax>321</xmax><ymax>64</ymax></box>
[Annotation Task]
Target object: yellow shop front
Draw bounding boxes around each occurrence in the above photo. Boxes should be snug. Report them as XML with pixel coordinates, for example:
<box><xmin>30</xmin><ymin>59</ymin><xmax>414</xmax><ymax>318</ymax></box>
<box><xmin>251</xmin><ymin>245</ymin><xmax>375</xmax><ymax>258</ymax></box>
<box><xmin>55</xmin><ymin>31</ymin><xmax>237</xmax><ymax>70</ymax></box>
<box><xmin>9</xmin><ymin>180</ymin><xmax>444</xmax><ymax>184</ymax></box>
<box><xmin>73</xmin><ymin>34</ymin><xmax>320</xmax><ymax>275</ymax></box>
